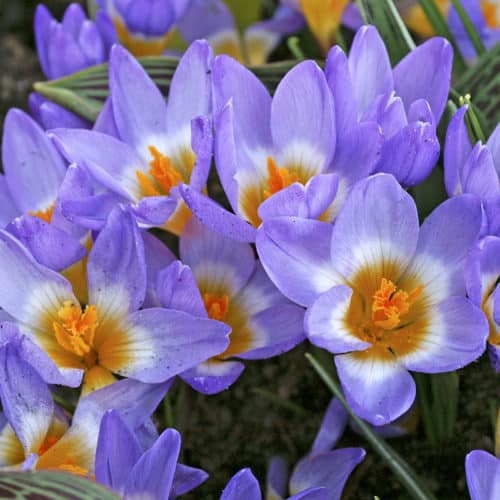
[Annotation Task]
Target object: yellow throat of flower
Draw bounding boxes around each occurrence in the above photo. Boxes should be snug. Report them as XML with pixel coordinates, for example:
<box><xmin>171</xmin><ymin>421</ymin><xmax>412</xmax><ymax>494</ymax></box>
<box><xmin>203</xmin><ymin>293</ymin><xmax>230</xmax><ymax>322</ymax></box>
<box><xmin>29</xmin><ymin>203</ymin><xmax>55</xmax><ymax>224</ymax></box>
<box><xmin>264</xmin><ymin>157</ymin><xmax>299</xmax><ymax>199</ymax></box>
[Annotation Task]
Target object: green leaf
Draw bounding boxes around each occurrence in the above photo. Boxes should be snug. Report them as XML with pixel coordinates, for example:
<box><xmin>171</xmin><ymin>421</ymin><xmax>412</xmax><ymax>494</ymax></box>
<box><xmin>33</xmin><ymin>57</ymin><xmax>300</xmax><ymax>122</ymax></box>
<box><xmin>0</xmin><ymin>470</ymin><xmax>119</xmax><ymax>499</ymax></box>
<box><xmin>456</xmin><ymin>43</ymin><xmax>500</xmax><ymax>134</ymax></box>
<box><xmin>305</xmin><ymin>353</ymin><xmax>438</xmax><ymax>500</ymax></box>
<box><xmin>416</xmin><ymin>0</ymin><xmax>467</xmax><ymax>74</ymax></box>
<box><xmin>224</xmin><ymin>0</ymin><xmax>263</xmax><ymax>33</ymax></box>
<box><xmin>356</xmin><ymin>0</ymin><xmax>415</xmax><ymax>65</ymax></box>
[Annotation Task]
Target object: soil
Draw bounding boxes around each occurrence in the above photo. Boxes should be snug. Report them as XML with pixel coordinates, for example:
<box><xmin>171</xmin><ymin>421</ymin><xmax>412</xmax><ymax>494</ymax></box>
<box><xmin>1</xmin><ymin>2</ymin><xmax>498</xmax><ymax>499</ymax></box>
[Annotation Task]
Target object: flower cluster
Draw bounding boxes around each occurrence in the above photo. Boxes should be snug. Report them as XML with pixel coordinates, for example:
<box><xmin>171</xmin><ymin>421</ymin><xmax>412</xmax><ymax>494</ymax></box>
<box><xmin>1</xmin><ymin>0</ymin><xmax>499</xmax><ymax>498</ymax></box>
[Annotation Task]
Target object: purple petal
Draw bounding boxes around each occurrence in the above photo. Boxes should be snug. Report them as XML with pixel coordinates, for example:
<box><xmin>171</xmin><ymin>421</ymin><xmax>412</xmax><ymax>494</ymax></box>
<box><xmin>311</xmin><ymin>398</ymin><xmax>348</xmax><ymax>455</ymax></box>
<box><xmin>335</xmin><ymin>354</ymin><xmax>416</xmax><ymax>425</ymax></box>
<box><xmin>34</xmin><ymin>4</ymin><xmax>52</xmax><ymax>78</ymax></box>
<box><xmin>486</xmin><ymin>122</ymin><xmax>500</xmax><ymax>176</ymax></box>
<box><xmin>61</xmin><ymin>4</ymin><xmax>86</xmax><ymax>38</ymax></box>
<box><xmin>221</xmin><ymin>468</ymin><xmax>262</xmax><ymax>500</ymax></box>
<box><xmin>266</xmin><ymin>456</ymin><xmax>288</xmax><ymax>500</ymax></box>
<box><xmin>95</xmin><ymin>410</ymin><xmax>142</xmax><ymax>493</ymax></box>
<box><xmin>290</xmin><ymin>448</ymin><xmax>365</xmax><ymax>499</ymax></box>
<box><xmin>181</xmin><ymin>360</ymin><xmax>245</xmax><ymax>395</ymax></box>
<box><xmin>170</xmin><ymin>464</ymin><xmax>209</xmax><ymax>498</ymax></box>
<box><xmin>460</xmin><ymin>143</ymin><xmax>500</xmax><ymax>200</ymax></box>
<box><xmin>125</xmin><ymin>428</ymin><xmax>181</xmax><ymax>499</ymax></box>
<box><xmin>393</xmin><ymin>37</ymin><xmax>452</xmax><ymax>122</ymax></box>
<box><xmin>0</xmin><ymin>176</ymin><xmax>20</xmax><ymax>227</ymax></box>
<box><xmin>256</xmin><ymin>217</ymin><xmax>337</xmax><ymax>307</ymax></box>
<box><xmin>188</xmin><ymin>116</ymin><xmax>214</xmax><ymax>192</ymax></box>
<box><xmin>88</xmin><ymin>206</ymin><xmax>146</xmax><ymax>315</ymax></box>
<box><xmin>37</xmin><ymin>100</ymin><xmax>91</xmax><ymax>130</ymax></box>
<box><xmin>348</xmin><ymin>26</ymin><xmax>393</xmax><ymax>118</ymax></box>
<box><xmin>46</xmin><ymin>24</ymin><xmax>87</xmax><ymax>79</ymax></box>
<box><xmin>2</xmin><ymin>109</ymin><xmax>66</xmax><ymax>214</ymax></box>
<box><xmin>465</xmin><ymin>450</ymin><xmax>500</xmax><ymax>500</ymax></box>
<box><xmin>109</xmin><ymin>45</ymin><xmax>168</xmax><ymax>153</ymax></box>
<box><xmin>130</xmin><ymin>195</ymin><xmax>178</xmax><ymax>226</ymax></box>
<box><xmin>93</xmin><ymin>98</ymin><xmax>120</xmax><ymax>138</ymax></box>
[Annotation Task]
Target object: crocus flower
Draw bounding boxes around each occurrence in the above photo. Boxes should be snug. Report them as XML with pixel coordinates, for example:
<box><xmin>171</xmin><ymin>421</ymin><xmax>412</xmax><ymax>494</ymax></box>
<box><xmin>0</xmin><ymin>205</ymin><xmax>230</xmax><ymax>395</ymax></box>
<box><xmin>95</xmin><ymin>410</ymin><xmax>207</xmax><ymax>498</ymax></box>
<box><xmin>325</xmin><ymin>26</ymin><xmax>452</xmax><ymax>188</ymax></box>
<box><xmin>96</xmin><ymin>0</ymin><xmax>191</xmax><ymax>56</ymax></box>
<box><xmin>465</xmin><ymin>236</ymin><xmax>500</xmax><ymax>371</ymax></box>
<box><xmin>257</xmin><ymin>174</ymin><xmax>488</xmax><ymax>424</ymax></box>
<box><xmin>444</xmin><ymin>105</ymin><xmax>500</xmax><ymax>236</ymax></box>
<box><xmin>181</xmin><ymin>47</ymin><xmax>381</xmax><ymax>242</ymax></box>
<box><xmin>153</xmin><ymin>218</ymin><xmax>305</xmax><ymax>393</ymax></box>
<box><xmin>51</xmin><ymin>40</ymin><xmax>213</xmax><ymax>235</ymax></box>
<box><xmin>178</xmin><ymin>0</ymin><xmax>304</xmax><ymax>65</ymax></box>
<box><xmin>465</xmin><ymin>449</ymin><xmax>500</xmax><ymax>500</ymax></box>
<box><xmin>32</xmin><ymin>3</ymin><xmax>116</xmax><ymax>129</ymax></box>
<box><xmin>266</xmin><ymin>398</ymin><xmax>365</xmax><ymax>500</ymax></box>
<box><xmin>0</xmin><ymin>329</ymin><xmax>169</xmax><ymax>473</ymax></box>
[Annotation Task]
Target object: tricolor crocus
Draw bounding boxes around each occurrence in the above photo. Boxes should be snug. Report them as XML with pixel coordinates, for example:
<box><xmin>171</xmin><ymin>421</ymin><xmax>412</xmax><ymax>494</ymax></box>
<box><xmin>0</xmin><ymin>206</ymin><xmax>230</xmax><ymax>395</ymax></box>
<box><xmin>153</xmin><ymin>218</ymin><xmax>305</xmax><ymax>394</ymax></box>
<box><xmin>95</xmin><ymin>410</ymin><xmax>207</xmax><ymax>498</ymax></box>
<box><xmin>51</xmin><ymin>40</ymin><xmax>213</xmax><ymax>234</ymax></box>
<box><xmin>257</xmin><ymin>174</ymin><xmax>488</xmax><ymax>424</ymax></box>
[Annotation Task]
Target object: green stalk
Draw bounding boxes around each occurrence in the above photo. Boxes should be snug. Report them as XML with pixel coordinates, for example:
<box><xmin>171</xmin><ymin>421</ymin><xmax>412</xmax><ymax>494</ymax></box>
<box><xmin>306</xmin><ymin>353</ymin><xmax>437</xmax><ymax>500</ymax></box>
<box><xmin>451</xmin><ymin>0</ymin><xmax>487</xmax><ymax>56</ymax></box>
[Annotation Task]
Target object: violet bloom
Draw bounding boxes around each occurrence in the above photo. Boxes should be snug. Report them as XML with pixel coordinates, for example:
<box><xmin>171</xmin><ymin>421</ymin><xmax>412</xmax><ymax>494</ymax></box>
<box><xmin>153</xmin><ymin>218</ymin><xmax>305</xmax><ymax>394</ymax></box>
<box><xmin>0</xmin><ymin>328</ymin><xmax>169</xmax><ymax>472</ymax></box>
<box><xmin>465</xmin><ymin>236</ymin><xmax>500</xmax><ymax>371</ymax></box>
<box><xmin>325</xmin><ymin>26</ymin><xmax>452</xmax><ymax>188</ymax></box>
<box><xmin>444</xmin><ymin>105</ymin><xmax>500</xmax><ymax>236</ymax></box>
<box><xmin>32</xmin><ymin>3</ymin><xmax>116</xmax><ymax>129</ymax></box>
<box><xmin>0</xmin><ymin>205</ymin><xmax>229</xmax><ymax>395</ymax></box>
<box><xmin>96</xmin><ymin>410</ymin><xmax>207</xmax><ymax>498</ymax></box>
<box><xmin>257</xmin><ymin>174</ymin><xmax>488</xmax><ymax>425</ymax></box>
<box><xmin>96</xmin><ymin>0</ymin><xmax>191</xmax><ymax>56</ymax></box>
<box><xmin>181</xmin><ymin>48</ymin><xmax>381</xmax><ymax>242</ymax></box>
<box><xmin>465</xmin><ymin>450</ymin><xmax>500</xmax><ymax>500</ymax></box>
<box><xmin>178</xmin><ymin>0</ymin><xmax>304</xmax><ymax>65</ymax></box>
<box><xmin>51</xmin><ymin>40</ymin><xmax>213</xmax><ymax>235</ymax></box>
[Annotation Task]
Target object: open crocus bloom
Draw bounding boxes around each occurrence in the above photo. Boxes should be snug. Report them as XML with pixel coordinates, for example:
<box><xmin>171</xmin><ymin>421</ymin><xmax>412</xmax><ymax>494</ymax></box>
<box><xmin>153</xmin><ymin>218</ymin><xmax>305</xmax><ymax>394</ymax></box>
<box><xmin>257</xmin><ymin>174</ymin><xmax>488</xmax><ymax>424</ymax></box>
<box><xmin>96</xmin><ymin>410</ymin><xmax>208</xmax><ymax>498</ymax></box>
<box><xmin>51</xmin><ymin>40</ymin><xmax>213</xmax><ymax>235</ymax></box>
<box><xmin>0</xmin><ymin>332</ymin><xmax>169</xmax><ymax>473</ymax></box>
<box><xmin>0</xmin><ymin>206</ymin><xmax>230</xmax><ymax>395</ymax></box>
<box><xmin>465</xmin><ymin>236</ymin><xmax>500</xmax><ymax>371</ymax></box>
<box><xmin>96</xmin><ymin>0</ymin><xmax>190</xmax><ymax>56</ymax></box>
<box><xmin>465</xmin><ymin>449</ymin><xmax>500</xmax><ymax>500</ymax></box>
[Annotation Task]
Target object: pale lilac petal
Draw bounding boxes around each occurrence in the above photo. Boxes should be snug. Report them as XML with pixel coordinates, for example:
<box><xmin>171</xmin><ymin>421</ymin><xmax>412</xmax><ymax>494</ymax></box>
<box><xmin>221</xmin><ymin>468</ymin><xmax>261</xmax><ymax>500</ymax></box>
<box><xmin>93</xmin><ymin>98</ymin><xmax>120</xmax><ymax>138</ymax></box>
<box><xmin>0</xmin><ymin>176</ymin><xmax>20</xmax><ymax>227</ymax></box>
<box><xmin>170</xmin><ymin>464</ymin><xmax>209</xmax><ymax>498</ymax></box>
<box><xmin>181</xmin><ymin>360</ymin><xmax>245</xmax><ymax>395</ymax></box>
<box><xmin>486</xmin><ymin>122</ymin><xmax>500</xmax><ymax>176</ymax></box>
<box><xmin>34</xmin><ymin>4</ymin><xmax>52</xmax><ymax>78</ymax></box>
<box><xmin>311</xmin><ymin>398</ymin><xmax>348</xmax><ymax>455</ymax></box>
<box><xmin>131</xmin><ymin>196</ymin><xmax>178</xmax><ymax>226</ymax></box>
<box><xmin>257</xmin><ymin>217</ymin><xmax>337</xmax><ymax>307</ymax></box>
<box><xmin>335</xmin><ymin>354</ymin><xmax>416</xmax><ymax>425</ymax></box>
<box><xmin>465</xmin><ymin>450</ymin><xmax>500</xmax><ymax>500</ymax></box>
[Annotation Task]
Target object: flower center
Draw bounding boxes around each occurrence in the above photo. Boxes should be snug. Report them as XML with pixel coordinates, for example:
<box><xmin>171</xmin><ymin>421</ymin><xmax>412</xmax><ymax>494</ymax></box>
<box><xmin>136</xmin><ymin>145</ymin><xmax>183</xmax><ymax>197</ymax></box>
<box><xmin>29</xmin><ymin>203</ymin><xmax>55</xmax><ymax>224</ymax></box>
<box><xmin>53</xmin><ymin>301</ymin><xmax>98</xmax><ymax>362</ymax></box>
<box><xmin>481</xmin><ymin>1</ymin><xmax>500</xmax><ymax>28</ymax></box>
<box><xmin>264</xmin><ymin>157</ymin><xmax>299</xmax><ymax>199</ymax></box>
<box><xmin>203</xmin><ymin>293</ymin><xmax>230</xmax><ymax>322</ymax></box>
<box><xmin>371</xmin><ymin>278</ymin><xmax>424</xmax><ymax>330</ymax></box>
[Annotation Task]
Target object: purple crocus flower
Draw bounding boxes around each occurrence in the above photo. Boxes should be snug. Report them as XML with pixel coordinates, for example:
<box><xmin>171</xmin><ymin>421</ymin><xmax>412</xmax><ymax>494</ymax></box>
<box><xmin>444</xmin><ymin>105</ymin><xmax>500</xmax><ymax>237</ymax></box>
<box><xmin>0</xmin><ymin>328</ymin><xmax>169</xmax><ymax>472</ymax></box>
<box><xmin>152</xmin><ymin>217</ymin><xmax>305</xmax><ymax>394</ymax></box>
<box><xmin>95</xmin><ymin>410</ymin><xmax>207</xmax><ymax>498</ymax></box>
<box><xmin>257</xmin><ymin>174</ymin><xmax>488</xmax><ymax>425</ymax></box>
<box><xmin>178</xmin><ymin>0</ymin><xmax>304</xmax><ymax>65</ymax></box>
<box><xmin>325</xmin><ymin>25</ymin><xmax>452</xmax><ymax>188</ymax></box>
<box><xmin>32</xmin><ymin>3</ymin><xmax>116</xmax><ymax>129</ymax></box>
<box><xmin>465</xmin><ymin>449</ymin><xmax>500</xmax><ymax>500</ymax></box>
<box><xmin>180</xmin><ymin>48</ymin><xmax>381</xmax><ymax>242</ymax></box>
<box><xmin>465</xmin><ymin>235</ymin><xmax>500</xmax><ymax>371</ymax></box>
<box><xmin>0</xmin><ymin>205</ymin><xmax>230</xmax><ymax>395</ymax></box>
<box><xmin>96</xmin><ymin>0</ymin><xmax>191</xmax><ymax>56</ymax></box>
<box><xmin>51</xmin><ymin>40</ymin><xmax>213</xmax><ymax>234</ymax></box>
<box><xmin>222</xmin><ymin>398</ymin><xmax>364</xmax><ymax>499</ymax></box>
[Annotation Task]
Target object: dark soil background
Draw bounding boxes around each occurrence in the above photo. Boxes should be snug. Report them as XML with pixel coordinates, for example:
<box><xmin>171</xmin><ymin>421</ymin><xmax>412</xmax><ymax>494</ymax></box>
<box><xmin>1</xmin><ymin>1</ymin><xmax>498</xmax><ymax>498</ymax></box>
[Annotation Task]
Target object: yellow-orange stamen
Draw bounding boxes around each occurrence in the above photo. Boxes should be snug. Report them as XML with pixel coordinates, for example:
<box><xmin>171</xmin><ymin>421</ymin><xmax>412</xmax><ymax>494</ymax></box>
<box><xmin>38</xmin><ymin>436</ymin><xmax>58</xmax><ymax>455</ymax></box>
<box><xmin>264</xmin><ymin>157</ymin><xmax>299</xmax><ymax>199</ymax></box>
<box><xmin>136</xmin><ymin>145</ymin><xmax>183</xmax><ymax>198</ymax></box>
<box><xmin>53</xmin><ymin>301</ymin><xmax>98</xmax><ymax>358</ymax></box>
<box><xmin>29</xmin><ymin>204</ymin><xmax>55</xmax><ymax>224</ymax></box>
<box><xmin>203</xmin><ymin>293</ymin><xmax>230</xmax><ymax>322</ymax></box>
<box><xmin>481</xmin><ymin>1</ymin><xmax>500</xmax><ymax>28</ymax></box>
<box><xmin>58</xmin><ymin>463</ymin><xmax>91</xmax><ymax>478</ymax></box>
<box><xmin>372</xmin><ymin>278</ymin><xmax>424</xmax><ymax>330</ymax></box>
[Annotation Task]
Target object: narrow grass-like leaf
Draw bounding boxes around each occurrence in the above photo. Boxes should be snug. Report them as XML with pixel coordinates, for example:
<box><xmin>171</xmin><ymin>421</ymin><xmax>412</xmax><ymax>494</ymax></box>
<box><xmin>305</xmin><ymin>353</ymin><xmax>437</xmax><ymax>500</ymax></box>
<box><xmin>450</xmin><ymin>0</ymin><xmax>487</xmax><ymax>56</ymax></box>
<box><xmin>356</xmin><ymin>0</ymin><xmax>415</xmax><ymax>64</ymax></box>
<box><xmin>416</xmin><ymin>0</ymin><xmax>467</xmax><ymax>74</ymax></box>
